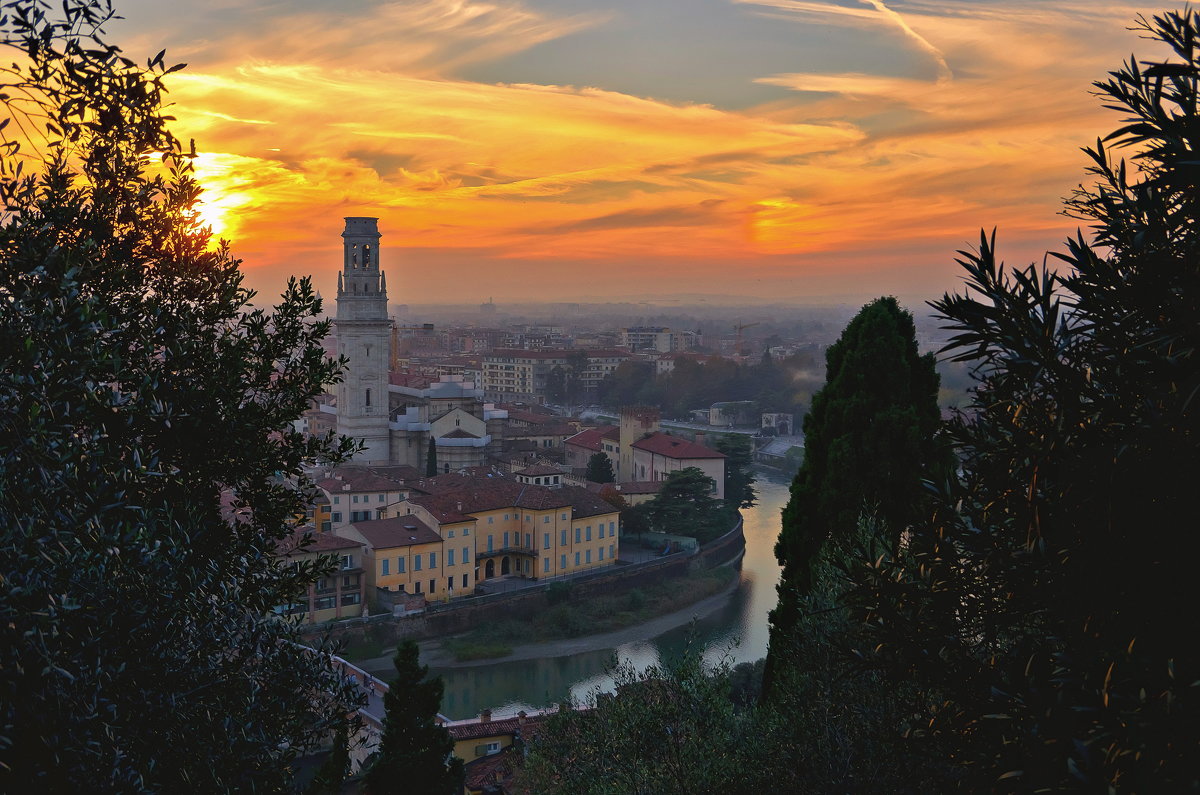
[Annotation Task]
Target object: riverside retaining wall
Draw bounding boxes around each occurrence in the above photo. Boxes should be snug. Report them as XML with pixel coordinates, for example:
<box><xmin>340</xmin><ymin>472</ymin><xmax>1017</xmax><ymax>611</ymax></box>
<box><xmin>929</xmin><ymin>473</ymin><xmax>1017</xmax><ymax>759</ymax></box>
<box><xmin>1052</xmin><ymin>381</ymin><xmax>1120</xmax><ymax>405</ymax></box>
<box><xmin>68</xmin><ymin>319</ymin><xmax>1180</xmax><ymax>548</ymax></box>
<box><xmin>301</xmin><ymin>517</ymin><xmax>745</xmax><ymax>650</ymax></box>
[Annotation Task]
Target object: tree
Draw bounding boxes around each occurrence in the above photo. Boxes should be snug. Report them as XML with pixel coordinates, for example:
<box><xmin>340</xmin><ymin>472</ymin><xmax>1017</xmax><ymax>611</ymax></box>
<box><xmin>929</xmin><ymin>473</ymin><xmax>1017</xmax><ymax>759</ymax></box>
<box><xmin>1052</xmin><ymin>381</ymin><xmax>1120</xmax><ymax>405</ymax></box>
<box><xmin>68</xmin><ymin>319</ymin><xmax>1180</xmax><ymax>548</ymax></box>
<box><xmin>365</xmin><ymin>641</ymin><xmax>463</xmax><ymax>795</ymax></box>
<box><xmin>426</xmin><ymin>436</ymin><xmax>438</xmax><ymax>477</ymax></box>
<box><xmin>766</xmin><ymin>297</ymin><xmax>941</xmax><ymax>686</ymax></box>
<box><xmin>565</xmin><ymin>349</ymin><xmax>589</xmax><ymax>404</ymax></box>
<box><xmin>545</xmin><ymin>364</ymin><xmax>567</xmax><ymax>403</ymax></box>
<box><xmin>585</xmin><ymin>451</ymin><xmax>615</xmax><ymax>483</ymax></box>
<box><xmin>0</xmin><ymin>2</ymin><xmax>358</xmax><ymax>790</ymax></box>
<box><xmin>516</xmin><ymin>652</ymin><xmax>769</xmax><ymax>795</ymax></box>
<box><xmin>712</xmin><ymin>434</ymin><xmax>756</xmax><ymax>509</ymax></box>
<box><xmin>838</xmin><ymin>12</ymin><xmax>1200</xmax><ymax>789</ymax></box>
<box><xmin>644</xmin><ymin>467</ymin><xmax>727</xmax><ymax>543</ymax></box>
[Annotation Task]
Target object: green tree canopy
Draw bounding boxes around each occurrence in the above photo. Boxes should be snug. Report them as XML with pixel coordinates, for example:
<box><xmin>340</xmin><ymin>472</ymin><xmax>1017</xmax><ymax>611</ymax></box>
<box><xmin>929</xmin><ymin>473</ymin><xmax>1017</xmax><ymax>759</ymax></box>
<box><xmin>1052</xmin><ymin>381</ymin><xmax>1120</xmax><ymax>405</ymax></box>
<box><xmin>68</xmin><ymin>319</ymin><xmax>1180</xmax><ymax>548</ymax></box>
<box><xmin>0</xmin><ymin>1</ymin><xmax>358</xmax><ymax>789</ymax></box>
<box><xmin>712</xmin><ymin>433</ymin><xmax>756</xmax><ymax>509</ymax></box>
<box><xmin>645</xmin><ymin>467</ymin><xmax>728</xmax><ymax>543</ymax></box>
<box><xmin>585</xmin><ymin>451</ymin><xmax>616</xmax><ymax>483</ymax></box>
<box><xmin>365</xmin><ymin>641</ymin><xmax>463</xmax><ymax>795</ymax></box>
<box><xmin>840</xmin><ymin>12</ymin><xmax>1200</xmax><ymax>789</ymax></box>
<box><xmin>766</xmin><ymin>296</ymin><xmax>941</xmax><ymax>692</ymax></box>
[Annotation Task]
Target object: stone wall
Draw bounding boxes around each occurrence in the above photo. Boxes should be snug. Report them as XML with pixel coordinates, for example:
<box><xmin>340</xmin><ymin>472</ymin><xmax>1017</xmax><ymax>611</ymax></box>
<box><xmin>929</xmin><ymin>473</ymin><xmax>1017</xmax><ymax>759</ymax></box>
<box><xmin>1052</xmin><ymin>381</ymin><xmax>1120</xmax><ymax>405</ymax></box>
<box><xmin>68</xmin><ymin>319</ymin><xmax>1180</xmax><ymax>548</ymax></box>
<box><xmin>301</xmin><ymin>518</ymin><xmax>744</xmax><ymax>650</ymax></box>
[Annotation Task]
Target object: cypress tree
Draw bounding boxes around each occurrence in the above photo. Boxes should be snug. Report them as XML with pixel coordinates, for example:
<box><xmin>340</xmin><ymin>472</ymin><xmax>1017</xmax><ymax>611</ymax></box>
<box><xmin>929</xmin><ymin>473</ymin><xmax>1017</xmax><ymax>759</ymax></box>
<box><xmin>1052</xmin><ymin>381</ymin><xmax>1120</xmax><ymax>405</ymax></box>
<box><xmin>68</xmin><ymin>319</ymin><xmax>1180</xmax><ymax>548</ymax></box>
<box><xmin>766</xmin><ymin>297</ymin><xmax>941</xmax><ymax>683</ymax></box>
<box><xmin>365</xmin><ymin>641</ymin><xmax>463</xmax><ymax>795</ymax></box>
<box><xmin>426</xmin><ymin>437</ymin><xmax>438</xmax><ymax>477</ymax></box>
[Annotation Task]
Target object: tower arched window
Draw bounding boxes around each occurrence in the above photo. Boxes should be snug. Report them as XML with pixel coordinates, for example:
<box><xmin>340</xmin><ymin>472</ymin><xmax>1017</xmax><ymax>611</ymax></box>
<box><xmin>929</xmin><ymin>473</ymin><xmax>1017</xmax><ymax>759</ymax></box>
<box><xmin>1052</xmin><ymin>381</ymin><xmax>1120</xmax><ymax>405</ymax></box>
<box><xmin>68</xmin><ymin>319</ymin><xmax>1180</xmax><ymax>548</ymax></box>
<box><xmin>365</xmin><ymin>388</ymin><xmax>371</xmax><ymax>407</ymax></box>
<box><xmin>363</xmin><ymin>244</ymin><xmax>372</xmax><ymax>267</ymax></box>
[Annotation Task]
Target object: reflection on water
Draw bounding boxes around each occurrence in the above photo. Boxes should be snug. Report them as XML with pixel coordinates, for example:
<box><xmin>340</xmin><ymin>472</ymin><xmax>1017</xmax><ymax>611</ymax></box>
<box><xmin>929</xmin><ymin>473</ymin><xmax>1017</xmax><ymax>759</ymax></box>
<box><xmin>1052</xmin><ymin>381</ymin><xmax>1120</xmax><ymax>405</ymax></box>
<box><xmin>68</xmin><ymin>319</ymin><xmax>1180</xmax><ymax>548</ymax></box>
<box><xmin>365</xmin><ymin>469</ymin><xmax>792</xmax><ymax>720</ymax></box>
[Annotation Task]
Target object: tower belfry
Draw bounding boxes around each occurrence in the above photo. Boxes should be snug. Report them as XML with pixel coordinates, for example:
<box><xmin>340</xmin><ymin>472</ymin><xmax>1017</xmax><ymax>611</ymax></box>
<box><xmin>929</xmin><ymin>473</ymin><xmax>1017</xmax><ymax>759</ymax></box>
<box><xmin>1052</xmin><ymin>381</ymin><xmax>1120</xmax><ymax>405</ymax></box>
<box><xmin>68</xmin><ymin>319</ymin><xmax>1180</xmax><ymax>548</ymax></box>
<box><xmin>334</xmin><ymin>217</ymin><xmax>392</xmax><ymax>463</ymax></box>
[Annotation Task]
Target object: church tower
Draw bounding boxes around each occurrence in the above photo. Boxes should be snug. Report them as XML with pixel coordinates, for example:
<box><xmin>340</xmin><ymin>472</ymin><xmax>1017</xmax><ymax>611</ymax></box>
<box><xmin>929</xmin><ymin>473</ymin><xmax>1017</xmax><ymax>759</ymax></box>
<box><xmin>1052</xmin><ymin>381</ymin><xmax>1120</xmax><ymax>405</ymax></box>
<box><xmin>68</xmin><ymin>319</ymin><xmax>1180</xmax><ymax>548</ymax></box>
<box><xmin>335</xmin><ymin>217</ymin><xmax>391</xmax><ymax>463</ymax></box>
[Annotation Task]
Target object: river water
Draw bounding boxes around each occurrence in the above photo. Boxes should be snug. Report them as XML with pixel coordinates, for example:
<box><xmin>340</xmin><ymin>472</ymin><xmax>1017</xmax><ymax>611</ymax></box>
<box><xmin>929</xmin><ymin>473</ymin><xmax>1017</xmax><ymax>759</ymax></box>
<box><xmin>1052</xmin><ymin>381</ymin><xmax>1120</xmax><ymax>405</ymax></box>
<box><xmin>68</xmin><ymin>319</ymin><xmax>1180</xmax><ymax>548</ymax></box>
<box><xmin>375</xmin><ymin>468</ymin><xmax>791</xmax><ymax>721</ymax></box>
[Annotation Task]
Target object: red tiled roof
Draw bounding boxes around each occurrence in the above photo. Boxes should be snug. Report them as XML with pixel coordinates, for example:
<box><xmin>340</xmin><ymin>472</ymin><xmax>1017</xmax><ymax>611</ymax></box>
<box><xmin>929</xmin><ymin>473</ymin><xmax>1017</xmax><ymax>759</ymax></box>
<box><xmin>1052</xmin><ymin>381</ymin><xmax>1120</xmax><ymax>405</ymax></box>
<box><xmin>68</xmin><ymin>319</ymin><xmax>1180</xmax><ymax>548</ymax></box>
<box><xmin>515</xmin><ymin>464</ymin><xmax>563</xmax><ymax>477</ymax></box>
<box><xmin>408</xmin><ymin>478</ymin><xmax>617</xmax><ymax>523</ymax></box>
<box><xmin>348</xmin><ymin>516</ymin><xmax>442</xmax><ymax>549</ymax></box>
<box><xmin>275</xmin><ymin>529</ymin><xmax>362</xmax><ymax>556</ymax></box>
<box><xmin>463</xmin><ymin>746</ymin><xmax>517</xmax><ymax>792</ymax></box>
<box><xmin>317</xmin><ymin>466</ymin><xmax>407</xmax><ymax>494</ymax></box>
<box><xmin>630</xmin><ymin>432</ymin><xmax>726</xmax><ymax>460</ymax></box>
<box><xmin>564</xmin><ymin>425</ymin><xmax>619</xmax><ymax>452</ymax></box>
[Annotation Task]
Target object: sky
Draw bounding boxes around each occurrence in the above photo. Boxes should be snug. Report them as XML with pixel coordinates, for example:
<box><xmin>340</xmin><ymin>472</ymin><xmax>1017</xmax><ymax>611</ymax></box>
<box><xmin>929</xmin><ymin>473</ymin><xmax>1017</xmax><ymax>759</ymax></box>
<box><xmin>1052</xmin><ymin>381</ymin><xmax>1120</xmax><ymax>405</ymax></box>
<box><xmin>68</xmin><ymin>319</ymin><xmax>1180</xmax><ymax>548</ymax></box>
<box><xmin>108</xmin><ymin>0</ymin><xmax>1170</xmax><ymax>306</ymax></box>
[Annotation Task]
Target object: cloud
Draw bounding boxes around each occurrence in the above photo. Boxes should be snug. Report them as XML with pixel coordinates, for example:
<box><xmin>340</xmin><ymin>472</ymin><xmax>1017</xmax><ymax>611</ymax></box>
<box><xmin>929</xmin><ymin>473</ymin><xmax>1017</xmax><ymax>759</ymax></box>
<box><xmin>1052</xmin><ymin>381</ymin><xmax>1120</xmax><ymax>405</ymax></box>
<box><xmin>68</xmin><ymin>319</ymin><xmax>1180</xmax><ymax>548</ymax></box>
<box><xmin>105</xmin><ymin>0</ymin><xmax>1177</xmax><ymax>302</ymax></box>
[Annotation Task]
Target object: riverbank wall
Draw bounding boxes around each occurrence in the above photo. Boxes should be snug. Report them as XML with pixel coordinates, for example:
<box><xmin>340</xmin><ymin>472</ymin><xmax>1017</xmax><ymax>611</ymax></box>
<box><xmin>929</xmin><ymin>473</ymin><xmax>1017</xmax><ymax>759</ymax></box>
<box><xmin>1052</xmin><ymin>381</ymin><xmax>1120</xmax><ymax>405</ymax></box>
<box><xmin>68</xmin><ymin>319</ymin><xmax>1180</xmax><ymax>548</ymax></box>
<box><xmin>301</xmin><ymin>517</ymin><xmax>745</xmax><ymax>650</ymax></box>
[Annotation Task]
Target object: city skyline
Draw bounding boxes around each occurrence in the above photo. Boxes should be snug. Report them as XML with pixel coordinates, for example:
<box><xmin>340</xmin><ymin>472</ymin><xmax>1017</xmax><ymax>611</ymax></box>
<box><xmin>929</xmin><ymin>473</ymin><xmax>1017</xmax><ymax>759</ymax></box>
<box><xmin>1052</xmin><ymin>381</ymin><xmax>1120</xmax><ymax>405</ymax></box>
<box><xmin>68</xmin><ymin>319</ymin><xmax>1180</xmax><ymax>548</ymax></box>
<box><xmin>110</xmin><ymin>0</ymin><xmax>1167</xmax><ymax>303</ymax></box>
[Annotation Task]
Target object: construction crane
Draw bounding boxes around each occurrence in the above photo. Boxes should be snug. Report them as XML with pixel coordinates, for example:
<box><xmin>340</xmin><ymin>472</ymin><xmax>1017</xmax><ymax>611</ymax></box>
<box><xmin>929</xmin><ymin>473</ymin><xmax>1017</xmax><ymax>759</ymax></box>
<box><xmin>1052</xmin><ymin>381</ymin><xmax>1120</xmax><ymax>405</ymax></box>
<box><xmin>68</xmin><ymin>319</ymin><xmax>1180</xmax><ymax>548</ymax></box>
<box><xmin>734</xmin><ymin>321</ymin><xmax>761</xmax><ymax>356</ymax></box>
<box><xmin>391</xmin><ymin>321</ymin><xmax>436</xmax><ymax>371</ymax></box>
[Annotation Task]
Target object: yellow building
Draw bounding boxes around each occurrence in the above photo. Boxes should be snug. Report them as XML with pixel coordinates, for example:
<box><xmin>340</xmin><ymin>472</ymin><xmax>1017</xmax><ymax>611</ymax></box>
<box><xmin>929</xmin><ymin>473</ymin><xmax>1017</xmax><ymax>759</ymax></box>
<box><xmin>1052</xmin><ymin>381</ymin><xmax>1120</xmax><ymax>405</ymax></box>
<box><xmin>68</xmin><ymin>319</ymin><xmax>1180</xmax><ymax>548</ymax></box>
<box><xmin>338</xmin><ymin>515</ymin><xmax>473</xmax><ymax>602</ymax></box>
<box><xmin>389</xmin><ymin>468</ymin><xmax>621</xmax><ymax>593</ymax></box>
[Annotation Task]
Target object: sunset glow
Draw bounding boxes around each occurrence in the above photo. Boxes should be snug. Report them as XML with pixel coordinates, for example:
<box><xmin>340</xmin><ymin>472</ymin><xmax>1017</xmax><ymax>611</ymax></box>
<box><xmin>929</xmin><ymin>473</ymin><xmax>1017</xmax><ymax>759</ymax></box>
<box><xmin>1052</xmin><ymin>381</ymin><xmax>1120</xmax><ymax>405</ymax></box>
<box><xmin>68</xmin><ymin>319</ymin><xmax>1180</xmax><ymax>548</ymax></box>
<box><xmin>110</xmin><ymin>0</ymin><xmax>1169</xmax><ymax>303</ymax></box>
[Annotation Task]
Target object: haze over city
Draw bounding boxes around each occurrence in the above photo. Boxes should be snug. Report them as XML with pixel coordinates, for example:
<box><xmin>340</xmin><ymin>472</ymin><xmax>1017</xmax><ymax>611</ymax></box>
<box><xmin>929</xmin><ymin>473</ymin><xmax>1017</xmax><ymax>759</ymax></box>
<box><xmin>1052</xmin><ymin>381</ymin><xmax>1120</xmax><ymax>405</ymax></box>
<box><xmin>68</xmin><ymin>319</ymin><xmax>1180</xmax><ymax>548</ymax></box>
<box><xmin>107</xmin><ymin>0</ymin><xmax>1167</xmax><ymax>305</ymax></box>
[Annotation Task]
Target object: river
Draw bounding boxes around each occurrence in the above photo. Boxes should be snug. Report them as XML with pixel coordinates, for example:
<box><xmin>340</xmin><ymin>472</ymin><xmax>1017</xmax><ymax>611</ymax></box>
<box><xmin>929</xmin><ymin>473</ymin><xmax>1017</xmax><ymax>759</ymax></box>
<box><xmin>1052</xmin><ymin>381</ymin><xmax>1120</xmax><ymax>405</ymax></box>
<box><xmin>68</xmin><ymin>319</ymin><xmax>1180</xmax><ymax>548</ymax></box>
<box><xmin>365</xmin><ymin>468</ymin><xmax>791</xmax><ymax>721</ymax></box>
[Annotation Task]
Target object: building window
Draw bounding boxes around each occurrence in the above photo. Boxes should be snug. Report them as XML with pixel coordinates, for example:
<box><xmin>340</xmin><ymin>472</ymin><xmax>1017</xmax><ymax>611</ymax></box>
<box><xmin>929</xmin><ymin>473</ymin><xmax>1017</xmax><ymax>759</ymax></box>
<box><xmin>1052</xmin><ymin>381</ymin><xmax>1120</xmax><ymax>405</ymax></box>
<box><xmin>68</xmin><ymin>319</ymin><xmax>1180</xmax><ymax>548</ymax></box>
<box><xmin>463</xmin><ymin>528</ymin><xmax>470</xmax><ymax>536</ymax></box>
<box><xmin>560</xmin><ymin>554</ymin><xmax>566</xmax><ymax>569</ymax></box>
<box><xmin>561</xmin><ymin>512</ymin><xmax>567</xmax><ymax>520</ymax></box>
<box><xmin>462</xmin><ymin>546</ymin><xmax>469</xmax><ymax>562</ymax></box>
<box><xmin>609</xmin><ymin>544</ymin><xmax>615</xmax><ymax>558</ymax></box>
<box><xmin>503</xmin><ymin>532</ymin><xmax>509</xmax><ymax>547</ymax></box>
<box><xmin>503</xmin><ymin>513</ymin><xmax>509</xmax><ymax>521</ymax></box>
<box><xmin>333</xmin><ymin>496</ymin><xmax>340</xmax><ymax>505</ymax></box>
<box><xmin>543</xmin><ymin>557</ymin><xmax>550</xmax><ymax>573</ymax></box>
<box><xmin>314</xmin><ymin>597</ymin><xmax>336</xmax><ymax>611</ymax></box>
<box><xmin>542</xmin><ymin>515</ymin><xmax>549</xmax><ymax>523</ymax></box>
<box><xmin>487</xmin><ymin>535</ymin><xmax>494</xmax><ymax>552</ymax></box>
<box><xmin>560</xmin><ymin>529</ymin><xmax>566</xmax><ymax>546</ymax></box>
<box><xmin>331</xmin><ymin>512</ymin><xmax>342</xmax><ymax>523</ymax></box>
<box><xmin>443</xmin><ymin>463</ymin><xmax>450</xmax><ymax>473</ymax></box>
<box><xmin>543</xmin><ymin>532</ymin><xmax>550</xmax><ymax>550</ymax></box>
<box><xmin>488</xmin><ymin>516</ymin><xmax>494</xmax><ymax>524</ymax></box>
<box><xmin>429</xmin><ymin>579</ymin><xmax>435</xmax><ymax>593</ymax></box>
<box><xmin>352</xmin><ymin>495</ymin><xmax>359</xmax><ymax>504</ymax></box>
<box><xmin>575</xmin><ymin>528</ymin><xmax>581</xmax><ymax>543</ymax></box>
<box><xmin>414</xmin><ymin>555</ymin><xmax>422</xmax><ymax>571</ymax></box>
<box><xmin>586</xmin><ymin>526</ymin><xmax>592</xmax><ymax>541</ymax></box>
<box><xmin>378</xmin><ymin>494</ymin><xmax>385</xmax><ymax>502</ymax></box>
<box><xmin>462</xmin><ymin>573</ymin><xmax>468</xmax><ymax>588</ymax></box>
<box><xmin>574</xmin><ymin>552</ymin><xmax>580</xmax><ymax>566</ymax></box>
<box><xmin>447</xmin><ymin>529</ymin><xmax>455</xmax><ymax>539</ymax></box>
<box><xmin>382</xmin><ymin>559</ymin><xmax>390</xmax><ymax>576</ymax></box>
<box><xmin>429</xmin><ymin>552</ymin><xmax>437</xmax><ymax>568</ymax></box>
<box><xmin>525</xmin><ymin>533</ymin><xmax>531</xmax><ymax>548</ymax></box>
<box><xmin>586</xmin><ymin>549</ymin><xmax>592</xmax><ymax>564</ymax></box>
<box><xmin>342</xmin><ymin>592</ymin><xmax>361</xmax><ymax>606</ymax></box>
<box><xmin>598</xmin><ymin>525</ymin><xmax>605</xmax><ymax>539</ymax></box>
<box><xmin>447</xmin><ymin>549</ymin><xmax>455</xmax><ymax>566</ymax></box>
<box><xmin>398</xmin><ymin>557</ymin><xmax>405</xmax><ymax>573</ymax></box>
<box><xmin>599</xmin><ymin>547</ymin><xmax>604</xmax><ymax>561</ymax></box>
<box><xmin>341</xmin><ymin>555</ymin><xmax>354</xmax><ymax>570</ymax></box>
<box><xmin>414</xmin><ymin>581</ymin><xmax>421</xmax><ymax>593</ymax></box>
<box><xmin>610</xmin><ymin>521</ymin><xmax>615</xmax><ymax>535</ymax></box>
<box><xmin>448</xmin><ymin>577</ymin><xmax>454</xmax><ymax>591</ymax></box>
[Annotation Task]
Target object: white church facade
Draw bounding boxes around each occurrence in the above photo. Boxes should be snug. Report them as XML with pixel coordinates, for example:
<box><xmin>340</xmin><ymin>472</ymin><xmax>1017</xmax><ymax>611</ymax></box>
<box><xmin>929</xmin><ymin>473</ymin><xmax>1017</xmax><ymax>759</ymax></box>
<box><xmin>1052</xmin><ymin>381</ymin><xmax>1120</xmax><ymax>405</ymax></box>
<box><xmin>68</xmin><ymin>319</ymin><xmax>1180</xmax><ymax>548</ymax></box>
<box><xmin>330</xmin><ymin>217</ymin><xmax>505</xmax><ymax>468</ymax></box>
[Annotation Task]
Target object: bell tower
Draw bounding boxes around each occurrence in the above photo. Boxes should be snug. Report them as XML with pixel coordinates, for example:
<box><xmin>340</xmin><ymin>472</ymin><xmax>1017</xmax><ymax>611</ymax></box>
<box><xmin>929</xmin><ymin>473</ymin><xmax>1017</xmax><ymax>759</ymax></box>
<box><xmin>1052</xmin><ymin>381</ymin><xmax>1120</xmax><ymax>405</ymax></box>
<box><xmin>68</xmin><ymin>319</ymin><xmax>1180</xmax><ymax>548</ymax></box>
<box><xmin>334</xmin><ymin>217</ymin><xmax>392</xmax><ymax>463</ymax></box>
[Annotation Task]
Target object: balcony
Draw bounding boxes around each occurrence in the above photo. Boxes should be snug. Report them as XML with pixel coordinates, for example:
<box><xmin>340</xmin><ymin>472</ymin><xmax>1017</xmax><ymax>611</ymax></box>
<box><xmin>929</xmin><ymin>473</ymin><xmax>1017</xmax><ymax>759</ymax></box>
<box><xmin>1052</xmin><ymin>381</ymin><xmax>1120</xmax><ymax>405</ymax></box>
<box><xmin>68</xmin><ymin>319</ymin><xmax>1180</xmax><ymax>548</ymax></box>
<box><xmin>476</xmin><ymin>544</ymin><xmax>536</xmax><ymax>559</ymax></box>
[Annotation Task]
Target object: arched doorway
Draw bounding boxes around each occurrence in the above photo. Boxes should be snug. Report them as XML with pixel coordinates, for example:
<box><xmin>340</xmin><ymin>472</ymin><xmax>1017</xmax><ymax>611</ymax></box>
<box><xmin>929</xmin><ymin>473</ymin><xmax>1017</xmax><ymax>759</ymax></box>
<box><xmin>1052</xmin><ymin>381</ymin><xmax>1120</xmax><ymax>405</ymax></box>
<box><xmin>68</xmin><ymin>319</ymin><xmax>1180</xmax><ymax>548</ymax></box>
<box><xmin>501</xmin><ymin>557</ymin><xmax>511</xmax><ymax>575</ymax></box>
<box><xmin>484</xmin><ymin>559</ymin><xmax>495</xmax><ymax>579</ymax></box>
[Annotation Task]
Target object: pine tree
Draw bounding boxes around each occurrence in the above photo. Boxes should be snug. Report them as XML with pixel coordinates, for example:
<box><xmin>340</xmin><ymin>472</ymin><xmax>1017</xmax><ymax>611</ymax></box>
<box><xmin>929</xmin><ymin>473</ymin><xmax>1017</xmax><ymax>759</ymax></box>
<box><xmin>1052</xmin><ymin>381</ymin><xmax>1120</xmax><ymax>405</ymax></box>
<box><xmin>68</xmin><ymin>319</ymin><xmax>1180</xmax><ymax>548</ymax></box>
<box><xmin>585</xmin><ymin>452</ymin><xmax>615</xmax><ymax>483</ymax></box>
<box><xmin>713</xmin><ymin>434</ymin><xmax>756</xmax><ymax>509</ymax></box>
<box><xmin>365</xmin><ymin>641</ymin><xmax>464</xmax><ymax>795</ymax></box>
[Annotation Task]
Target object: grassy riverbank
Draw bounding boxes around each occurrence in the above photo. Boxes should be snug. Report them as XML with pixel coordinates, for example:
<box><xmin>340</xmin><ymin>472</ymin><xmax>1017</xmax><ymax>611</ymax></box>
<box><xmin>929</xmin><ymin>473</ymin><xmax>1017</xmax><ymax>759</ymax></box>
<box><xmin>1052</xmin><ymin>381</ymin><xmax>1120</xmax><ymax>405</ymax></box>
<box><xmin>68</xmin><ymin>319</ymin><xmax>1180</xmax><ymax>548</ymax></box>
<box><xmin>443</xmin><ymin>566</ymin><xmax>736</xmax><ymax>662</ymax></box>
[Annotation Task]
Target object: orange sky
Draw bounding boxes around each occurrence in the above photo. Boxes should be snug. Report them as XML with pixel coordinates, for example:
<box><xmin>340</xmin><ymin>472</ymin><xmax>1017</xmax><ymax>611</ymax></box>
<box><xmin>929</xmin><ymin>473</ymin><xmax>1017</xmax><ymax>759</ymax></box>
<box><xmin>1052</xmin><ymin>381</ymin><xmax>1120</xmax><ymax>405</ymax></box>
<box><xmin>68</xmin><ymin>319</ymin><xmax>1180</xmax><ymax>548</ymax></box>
<box><xmin>110</xmin><ymin>0</ymin><xmax>1169</xmax><ymax>305</ymax></box>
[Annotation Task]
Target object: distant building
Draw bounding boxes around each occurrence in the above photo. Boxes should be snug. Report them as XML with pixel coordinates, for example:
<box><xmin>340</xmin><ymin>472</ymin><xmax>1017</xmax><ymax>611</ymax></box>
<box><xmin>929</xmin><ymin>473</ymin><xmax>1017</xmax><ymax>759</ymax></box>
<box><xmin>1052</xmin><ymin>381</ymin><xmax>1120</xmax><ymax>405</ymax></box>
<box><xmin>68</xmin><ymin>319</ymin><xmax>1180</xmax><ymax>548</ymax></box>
<box><xmin>481</xmin><ymin>349</ymin><xmax>631</xmax><ymax>404</ymax></box>
<box><xmin>563</xmin><ymin>425</ymin><xmax>620</xmax><ymax>473</ymax></box>
<box><xmin>620</xmin><ymin>326</ymin><xmax>699</xmax><ymax>353</ymax></box>
<box><xmin>761</xmin><ymin>412</ymin><xmax>795</xmax><ymax>436</ymax></box>
<box><xmin>480</xmin><ymin>297</ymin><xmax>497</xmax><ymax>315</ymax></box>
<box><xmin>273</xmin><ymin>530</ymin><xmax>366</xmax><ymax>624</ymax></box>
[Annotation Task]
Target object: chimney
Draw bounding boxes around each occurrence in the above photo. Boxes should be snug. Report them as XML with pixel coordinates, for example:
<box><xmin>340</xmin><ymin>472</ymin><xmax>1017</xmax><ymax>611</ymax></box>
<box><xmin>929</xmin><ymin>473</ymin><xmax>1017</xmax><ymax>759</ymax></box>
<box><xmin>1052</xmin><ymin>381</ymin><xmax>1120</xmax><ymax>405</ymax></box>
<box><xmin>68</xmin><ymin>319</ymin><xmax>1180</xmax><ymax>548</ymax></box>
<box><xmin>694</xmin><ymin>431</ymin><xmax>706</xmax><ymax>447</ymax></box>
<box><xmin>480</xmin><ymin>709</ymin><xmax>491</xmax><ymax>723</ymax></box>
<box><xmin>517</xmin><ymin>710</ymin><xmax>527</xmax><ymax>727</ymax></box>
<box><xmin>456</xmin><ymin>501</ymin><xmax>463</xmax><ymax>513</ymax></box>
